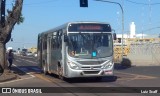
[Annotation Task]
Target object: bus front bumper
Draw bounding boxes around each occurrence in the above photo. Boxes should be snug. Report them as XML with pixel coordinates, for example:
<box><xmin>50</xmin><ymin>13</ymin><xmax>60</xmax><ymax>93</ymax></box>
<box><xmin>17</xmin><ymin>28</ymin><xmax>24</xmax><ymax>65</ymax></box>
<box><xmin>65</xmin><ymin>67</ymin><xmax>114</xmax><ymax>78</ymax></box>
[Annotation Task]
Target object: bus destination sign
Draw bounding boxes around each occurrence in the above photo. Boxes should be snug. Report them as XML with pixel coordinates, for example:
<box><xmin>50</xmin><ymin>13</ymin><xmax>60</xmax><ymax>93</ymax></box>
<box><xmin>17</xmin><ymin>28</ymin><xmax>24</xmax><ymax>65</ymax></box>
<box><xmin>68</xmin><ymin>23</ymin><xmax>111</xmax><ymax>32</ymax></box>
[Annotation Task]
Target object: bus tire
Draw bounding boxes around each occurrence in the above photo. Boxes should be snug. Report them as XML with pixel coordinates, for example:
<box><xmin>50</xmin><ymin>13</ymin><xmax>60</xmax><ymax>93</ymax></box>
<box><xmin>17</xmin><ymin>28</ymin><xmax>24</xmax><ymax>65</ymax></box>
<box><xmin>43</xmin><ymin>64</ymin><xmax>48</xmax><ymax>75</ymax></box>
<box><xmin>57</xmin><ymin>63</ymin><xmax>63</xmax><ymax>80</ymax></box>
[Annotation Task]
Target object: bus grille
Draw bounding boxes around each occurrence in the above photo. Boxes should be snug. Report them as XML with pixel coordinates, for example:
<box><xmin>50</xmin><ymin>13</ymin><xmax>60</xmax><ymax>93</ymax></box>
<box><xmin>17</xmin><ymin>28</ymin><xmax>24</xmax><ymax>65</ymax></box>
<box><xmin>77</xmin><ymin>61</ymin><xmax>105</xmax><ymax>65</ymax></box>
<box><xmin>83</xmin><ymin>71</ymin><xmax>100</xmax><ymax>74</ymax></box>
<box><xmin>81</xmin><ymin>66</ymin><xmax>101</xmax><ymax>70</ymax></box>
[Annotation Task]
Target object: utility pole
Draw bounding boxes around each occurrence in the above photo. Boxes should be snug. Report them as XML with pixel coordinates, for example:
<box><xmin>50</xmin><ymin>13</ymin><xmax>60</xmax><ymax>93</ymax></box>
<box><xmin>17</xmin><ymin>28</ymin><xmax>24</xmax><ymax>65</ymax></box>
<box><xmin>0</xmin><ymin>0</ymin><xmax>1</xmax><ymax>21</ymax></box>
<box><xmin>149</xmin><ymin>0</ymin><xmax>152</xmax><ymax>34</ymax></box>
<box><xmin>0</xmin><ymin>0</ymin><xmax>6</xmax><ymax>27</ymax></box>
<box><xmin>0</xmin><ymin>0</ymin><xmax>6</xmax><ymax>73</ymax></box>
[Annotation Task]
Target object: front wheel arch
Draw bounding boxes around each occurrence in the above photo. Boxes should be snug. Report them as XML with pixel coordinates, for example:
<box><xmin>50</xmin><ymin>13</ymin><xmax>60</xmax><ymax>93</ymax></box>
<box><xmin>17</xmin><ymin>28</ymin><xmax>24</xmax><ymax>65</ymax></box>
<box><xmin>57</xmin><ymin>62</ymin><xmax>63</xmax><ymax>79</ymax></box>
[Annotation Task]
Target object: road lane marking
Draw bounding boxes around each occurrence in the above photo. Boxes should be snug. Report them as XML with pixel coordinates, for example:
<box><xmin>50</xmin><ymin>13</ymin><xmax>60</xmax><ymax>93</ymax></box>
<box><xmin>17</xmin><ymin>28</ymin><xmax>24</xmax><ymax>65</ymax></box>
<box><xmin>115</xmin><ymin>71</ymin><xmax>157</xmax><ymax>81</ymax></box>
<box><xmin>115</xmin><ymin>71</ymin><xmax>157</xmax><ymax>78</ymax></box>
<box><xmin>33</xmin><ymin>73</ymin><xmax>63</xmax><ymax>83</ymax></box>
<box><xmin>0</xmin><ymin>76</ymin><xmax>34</xmax><ymax>85</ymax></box>
<box><xmin>34</xmin><ymin>74</ymin><xmax>51</xmax><ymax>82</ymax></box>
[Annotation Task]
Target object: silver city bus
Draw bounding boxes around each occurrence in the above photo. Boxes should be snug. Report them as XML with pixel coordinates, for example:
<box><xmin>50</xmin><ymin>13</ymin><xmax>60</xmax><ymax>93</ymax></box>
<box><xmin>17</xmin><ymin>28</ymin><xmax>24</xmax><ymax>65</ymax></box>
<box><xmin>37</xmin><ymin>22</ymin><xmax>116</xmax><ymax>79</ymax></box>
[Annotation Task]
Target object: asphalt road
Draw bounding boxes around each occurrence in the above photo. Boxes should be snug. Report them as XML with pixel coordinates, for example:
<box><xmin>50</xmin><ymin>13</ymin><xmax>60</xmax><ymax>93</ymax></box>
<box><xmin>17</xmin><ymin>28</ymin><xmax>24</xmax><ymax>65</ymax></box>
<box><xmin>0</xmin><ymin>55</ymin><xmax>160</xmax><ymax>96</ymax></box>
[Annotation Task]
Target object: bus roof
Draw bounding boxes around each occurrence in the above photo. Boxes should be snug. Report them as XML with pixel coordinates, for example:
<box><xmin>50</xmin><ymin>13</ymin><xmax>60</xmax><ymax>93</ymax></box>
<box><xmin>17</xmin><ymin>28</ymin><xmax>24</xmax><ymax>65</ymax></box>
<box><xmin>40</xmin><ymin>21</ymin><xmax>111</xmax><ymax>35</ymax></box>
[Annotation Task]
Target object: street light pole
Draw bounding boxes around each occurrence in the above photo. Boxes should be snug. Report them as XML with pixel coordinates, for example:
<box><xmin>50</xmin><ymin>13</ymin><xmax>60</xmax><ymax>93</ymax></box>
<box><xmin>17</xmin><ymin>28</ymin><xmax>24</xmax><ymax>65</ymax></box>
<box><xmin>95</xmin><ymin>0</ymin><xmax>124</xmax><ymax>60</ymax></box>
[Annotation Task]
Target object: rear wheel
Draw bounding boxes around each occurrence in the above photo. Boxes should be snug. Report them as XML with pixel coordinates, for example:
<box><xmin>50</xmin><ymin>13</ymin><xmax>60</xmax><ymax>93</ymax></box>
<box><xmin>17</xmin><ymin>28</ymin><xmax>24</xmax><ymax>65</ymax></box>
<box><xmin>43</xmin><ymin>64</ymin><xmax>48</xmax><ymax>75</ymax></box>
<box><xmin>57</xmin><ymin>66</ymin><xmax>64</xmax><ymax>80</ymax></box>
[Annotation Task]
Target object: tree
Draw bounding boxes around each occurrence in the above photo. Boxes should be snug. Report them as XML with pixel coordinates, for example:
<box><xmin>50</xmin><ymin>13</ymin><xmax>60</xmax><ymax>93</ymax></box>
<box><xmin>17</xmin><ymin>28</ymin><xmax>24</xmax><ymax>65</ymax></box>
<box><xmin>0</xmin><ymin>0</ymin><xmax>23</xmax><ymax>70</ymax></box>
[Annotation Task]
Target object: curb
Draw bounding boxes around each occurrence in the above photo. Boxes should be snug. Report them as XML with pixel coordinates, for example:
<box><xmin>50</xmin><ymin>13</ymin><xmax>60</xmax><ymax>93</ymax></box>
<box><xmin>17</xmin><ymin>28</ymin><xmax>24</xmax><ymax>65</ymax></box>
<box><xmin>0</xmin><ymin>71</ymin><xmax>19</xmax><ymax>83</ymax></box>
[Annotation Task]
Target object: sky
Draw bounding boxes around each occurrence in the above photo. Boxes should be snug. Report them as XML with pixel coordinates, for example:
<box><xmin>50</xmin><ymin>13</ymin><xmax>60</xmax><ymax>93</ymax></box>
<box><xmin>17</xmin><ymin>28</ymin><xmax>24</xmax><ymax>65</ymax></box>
<box><xmin>6</xmin><ymin>0</ymin><xmax>160</xmax><ymax>50</ymax></box>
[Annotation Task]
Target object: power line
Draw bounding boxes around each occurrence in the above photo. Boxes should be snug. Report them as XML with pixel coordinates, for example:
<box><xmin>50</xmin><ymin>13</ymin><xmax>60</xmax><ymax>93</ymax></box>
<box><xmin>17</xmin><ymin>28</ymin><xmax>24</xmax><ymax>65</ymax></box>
<box><xmin>126</xmin><ymin>0</ymin><xmax>160</xmax><ymax>5</ymax></box>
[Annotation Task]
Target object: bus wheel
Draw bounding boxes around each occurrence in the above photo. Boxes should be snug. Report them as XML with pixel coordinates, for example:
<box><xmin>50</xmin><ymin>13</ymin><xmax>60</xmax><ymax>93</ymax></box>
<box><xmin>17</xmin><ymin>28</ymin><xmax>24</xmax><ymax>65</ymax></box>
<box><xmin>58</xmin><ymin>67</ymin><xmax>63</xmax><ymax>80</ymax></box>
<box><xmin>43</xmin><ymin>64</ymin><xmax>48</xmax><ymax>75</ymax></box>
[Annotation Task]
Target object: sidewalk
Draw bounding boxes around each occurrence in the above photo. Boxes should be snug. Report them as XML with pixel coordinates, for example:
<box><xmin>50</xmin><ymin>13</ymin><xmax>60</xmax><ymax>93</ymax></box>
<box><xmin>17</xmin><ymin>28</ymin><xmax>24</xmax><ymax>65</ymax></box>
<box><xmin>0</xmin><ymin>70</ymin><xmax>18</xmax><ymax>82</ymax></box>
<box><xmin>0</xmin><ymin>65</ymin><xmax>24</xmax><ymax>83</ymax></box>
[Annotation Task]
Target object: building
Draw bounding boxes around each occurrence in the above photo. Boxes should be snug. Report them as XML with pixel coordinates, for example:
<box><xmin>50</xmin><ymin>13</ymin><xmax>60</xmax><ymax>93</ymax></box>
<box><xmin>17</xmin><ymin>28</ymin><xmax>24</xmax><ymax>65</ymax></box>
<box><xmin>28</xmin><ymin>47</ymin><xmax>37</xmax><ymax>53</ymax></box>
<box><xmin>130</xmin><ymin>22</ymin><xmax>136</xmax><ymax>38</ymax></box>
<box><xmin>115</xmin><ymin>22</ymin><xmax>148</xmax><ymax>45</ymax></box>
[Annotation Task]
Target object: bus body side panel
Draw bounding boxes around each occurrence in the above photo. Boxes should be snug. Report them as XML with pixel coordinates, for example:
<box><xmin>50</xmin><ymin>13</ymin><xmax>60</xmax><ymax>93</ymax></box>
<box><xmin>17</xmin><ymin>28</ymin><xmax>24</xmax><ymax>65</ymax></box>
<box><xmin>47</xmin><ymin>34</ymin><xmax>52</xmax><ymax>72</ymax></box>
<box><xmin>50</xmin><ymin>31</ymin><xmax>63</xmax><ymax>75</ymax></box>
<box><xmin>37</xmin><ymin>34</ymin><xmax>43</xmax><ymax>68</ymax></box>
<box><xmin>62</xmin><ymin>34</ymin><xmax>67</xmax><ymax>77</ymax></box>
<box><xmin>49</xmin><ymin>32</ymin><xmax>56</xmax><ymax>74</ymax></box>
<box><xmin>42</xmin><ymin>35</ymin><xmax>47</xmax><ymax>71</ymax></box>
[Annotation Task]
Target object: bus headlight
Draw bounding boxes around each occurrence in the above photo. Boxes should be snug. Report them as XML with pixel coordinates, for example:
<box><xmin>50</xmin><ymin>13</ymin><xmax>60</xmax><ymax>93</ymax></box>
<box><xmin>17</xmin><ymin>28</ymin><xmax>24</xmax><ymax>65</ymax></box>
<box><xmin>103</xmin><ymin>61</ymin><xmax>113</xmax><ymax>69</ymax></box>
<box><xmin>108</xmin><ymin>61</ymin><xmax>113</xmax><ymax>68</ymax></box>
<box><xmin>68</xmin><ymin>61</ymin><xmax>79</xmax><ymax>69</ymax></box>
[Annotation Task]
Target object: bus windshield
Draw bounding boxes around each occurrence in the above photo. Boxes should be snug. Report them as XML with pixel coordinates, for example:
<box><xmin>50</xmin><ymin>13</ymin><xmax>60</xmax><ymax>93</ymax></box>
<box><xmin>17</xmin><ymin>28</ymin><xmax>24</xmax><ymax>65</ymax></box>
<box><xmin>67</xmin><ymin>33</ymin><xmax>113</xmax><ymax>59</ymax></box>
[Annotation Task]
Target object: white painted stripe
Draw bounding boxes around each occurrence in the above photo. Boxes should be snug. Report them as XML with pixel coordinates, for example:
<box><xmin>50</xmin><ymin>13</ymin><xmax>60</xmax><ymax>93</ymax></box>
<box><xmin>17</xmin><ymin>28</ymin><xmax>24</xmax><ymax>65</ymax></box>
<box><xmin>0</xmin><ymin>76</ymin><xmax>34</xmax><ymax>85</ymax></box>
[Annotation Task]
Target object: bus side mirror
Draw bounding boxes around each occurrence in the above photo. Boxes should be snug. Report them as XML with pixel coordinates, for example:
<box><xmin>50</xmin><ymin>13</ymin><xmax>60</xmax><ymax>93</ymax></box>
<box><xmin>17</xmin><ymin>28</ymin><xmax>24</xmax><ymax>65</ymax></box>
<box><xmin>113</xmin><ymin>33</ymin><xmax>117</xmax><ymax>40</ymax></box>
<box><xmin>64</xmin><ymin>35</ymin><xmax>68</xmax><ymax>42</ymax></box>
